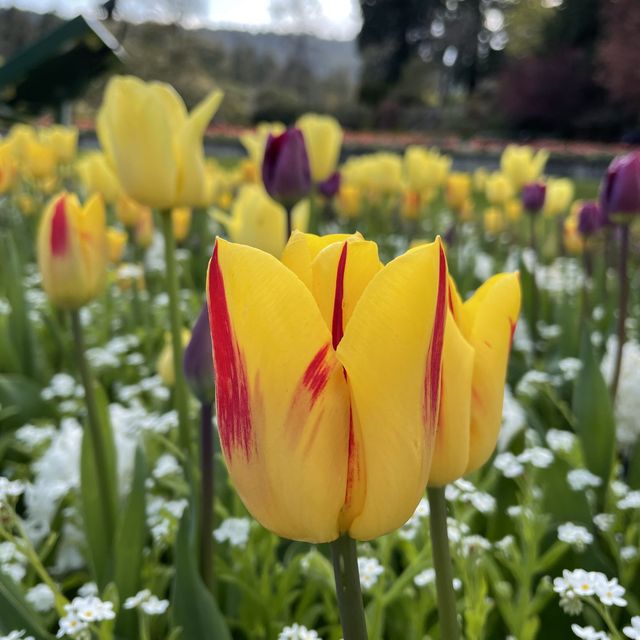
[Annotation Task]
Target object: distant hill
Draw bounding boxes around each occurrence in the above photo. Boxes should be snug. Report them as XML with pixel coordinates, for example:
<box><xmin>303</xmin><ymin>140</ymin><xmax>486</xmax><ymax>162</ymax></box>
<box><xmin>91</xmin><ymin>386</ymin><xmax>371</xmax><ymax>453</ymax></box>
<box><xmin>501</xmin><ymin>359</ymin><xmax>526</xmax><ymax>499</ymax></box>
<box><xmin>0</xmin><ymin>7</ymin><xmax>361</xmax><ymax>125</ymax></box>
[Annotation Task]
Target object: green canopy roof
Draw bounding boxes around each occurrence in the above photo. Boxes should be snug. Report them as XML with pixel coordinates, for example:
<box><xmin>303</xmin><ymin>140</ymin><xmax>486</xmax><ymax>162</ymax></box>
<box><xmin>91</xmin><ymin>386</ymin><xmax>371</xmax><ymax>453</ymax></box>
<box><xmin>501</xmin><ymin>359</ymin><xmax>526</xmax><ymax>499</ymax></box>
<box><xmin>0</xmin><ymin>15</ymin><xmax>125</xmax><ymax>115</ymax></box>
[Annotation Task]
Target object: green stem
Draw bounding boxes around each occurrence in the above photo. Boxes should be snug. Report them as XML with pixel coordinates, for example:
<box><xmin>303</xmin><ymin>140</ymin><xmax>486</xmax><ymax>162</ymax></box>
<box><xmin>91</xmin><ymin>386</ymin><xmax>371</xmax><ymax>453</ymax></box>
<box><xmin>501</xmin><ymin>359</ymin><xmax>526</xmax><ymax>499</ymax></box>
<box><xmin>160</xmin><ymin>210</ymin><xmax>192</xmax><ymax>462</ymax></box>
<box><xmin>427</xmin><ymin>486</ymin><xmax>461</xmax><ymax>640</ymax></box>
<box><xmin>528</xmin><ymin>214</ymin><xmax>539</xmax><ymax>354</ymax></box>
<box><xmin>199</xmin><ymin>401</ymin><xmax>214</xmax><ymax>591</ymax></box>
<box><xmin>611</xmin><ymin>224</ymin><xmax>629</xmax><ymax>401</ymax></box>
<box><xmin>70</xmin><ymin>309</ymin><xmax>116</xmax><ymax>539</ymax></box>
<box><xmin>330</xmin><ymin>534</ymin><xmax>368</xmax><ymax>640</ymax></box>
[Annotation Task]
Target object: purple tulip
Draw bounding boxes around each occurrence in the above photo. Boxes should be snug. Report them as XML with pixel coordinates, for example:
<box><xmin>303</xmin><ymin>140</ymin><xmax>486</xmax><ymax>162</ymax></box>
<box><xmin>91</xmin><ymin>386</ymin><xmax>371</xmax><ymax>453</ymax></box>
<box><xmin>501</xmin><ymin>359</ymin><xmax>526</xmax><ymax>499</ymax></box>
<box><xmin>262</xmin><ymin>128</ymin><xmax>311</xmax><ymax>208</ymax></box>
<box><xmin>183</xmin><ymin>303</ymin><xmax>214</xmax><ymax>404</ymax></box>
<box><xmin>577</xmin><ymin>201</ymin><xmax>604</xmax><ymax>237</ymax></box>
<box><xmin>600</xmin><ymin>151</ymin><xmax>640</xmax><ymax>221</ymax></box>
<box><xmin>317</xmin><ymin>171</ymin><xmax>341</xmax><ymax>199</ymax></box>
<box><xmin>522</xmin><ymin>182</ymin><xmax>546</xmax><ymax>214</ymax></box>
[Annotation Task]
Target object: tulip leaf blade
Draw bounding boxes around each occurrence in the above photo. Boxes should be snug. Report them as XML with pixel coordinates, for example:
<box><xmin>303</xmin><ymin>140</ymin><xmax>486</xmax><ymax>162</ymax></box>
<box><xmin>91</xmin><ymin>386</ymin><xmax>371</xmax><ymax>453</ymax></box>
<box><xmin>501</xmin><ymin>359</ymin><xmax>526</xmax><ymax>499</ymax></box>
<box><xmin>572</xmin><ymin>328</ymin><xmax>615</xmax><ymax>484</ymax></box>
<box><xmin>172</xmin><ymin>506</ymin><xmax>232</xmax><ymax>640</ymax></box>
<box><xmin>0</xmin><ymin>570</ymin><xmax>53</xmax><ymax>639</ymax></box>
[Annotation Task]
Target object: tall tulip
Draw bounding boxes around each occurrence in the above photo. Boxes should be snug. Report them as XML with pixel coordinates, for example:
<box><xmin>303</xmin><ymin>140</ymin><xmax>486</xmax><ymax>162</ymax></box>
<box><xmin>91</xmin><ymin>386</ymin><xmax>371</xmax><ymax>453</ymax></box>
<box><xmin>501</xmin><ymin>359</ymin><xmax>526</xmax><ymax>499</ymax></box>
<box><xmin>296</xmin><ymin>113</ymin><xmax>343</xmax><ymax>184</ymax></box>
<box><xmin>37</xmin><ymin>192</ymin><xmax>107</xmax><ymax>309</ymax></box>
<box><xmin>77</xmin><ymin>151</ymin><xmax>122</xmax><ymax>204</ymax></box>
<box><xmin>206</xmin><ymin>231</ymin><xmax>448</xmax><ymax>543</ymax></box>
<box><xmin>501</xmin><ymin>145</ymin><xmax>549</xmax><ymax>191</ymax></box>
<box><xmin>97</xmin><ymin>75</ymin><xmax>223</xmax><ymax>209</ymax></box>
<box><xmin>429</xmin><ymin>274</ymin><xmax>521</xmax><ymax>486</ymax></box>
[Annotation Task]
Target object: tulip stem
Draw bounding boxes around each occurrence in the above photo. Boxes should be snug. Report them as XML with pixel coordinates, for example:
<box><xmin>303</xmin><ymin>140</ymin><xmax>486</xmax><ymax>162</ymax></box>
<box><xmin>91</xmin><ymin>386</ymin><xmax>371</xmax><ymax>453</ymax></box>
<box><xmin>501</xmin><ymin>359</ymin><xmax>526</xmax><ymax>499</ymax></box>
<box><xmin>199</xmin><ymin>401</ymin><xmax>214</xmax><ymax>591</ymax></box>
<box><xmin>160</xmin><ymin>210</ymin><xmax>193</xmax><ymax>463</ymax></box>
<box><xmin>70</xmin><ymin>309</ymin><xmax>116</xmax><ymax>539</ymax></box>
<box><xmin>285</xmin><ymin>204</ymin><xmax>293</xmax><ymax>241</ymax></box>
<box><xmin>330</xmin><ymin>534</ymin><xmax>368</xmax><ymax>640</ymax></box>
<box><xmin>427</xmin><ymin>486</ymin><xmax>460</xmax><ymax>640</ymax></box>
<box><xmin>611</xmin><ymin>224</ymin><xmax>630</xmax><ymax>401</ymax></box>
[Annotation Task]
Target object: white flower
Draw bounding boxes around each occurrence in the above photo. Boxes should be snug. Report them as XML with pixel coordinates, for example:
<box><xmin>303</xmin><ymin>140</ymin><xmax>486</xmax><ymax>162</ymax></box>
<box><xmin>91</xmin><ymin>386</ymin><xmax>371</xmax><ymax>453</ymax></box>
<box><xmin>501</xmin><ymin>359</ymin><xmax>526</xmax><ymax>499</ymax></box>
<box><xmin>595</xmin><ymin>578</ymin><xmax>627</xmax><ymax>607</ymax></box>
<box><xmin>77</xmin><ymin>582</ymin><xmax>98</xmax><ymax>597</ymax></box>
<box><xmin>140</xmin><ymin>595</ymin><xmax>169</xmax><ymax>616</ymax></box>
<box><xmin>446</xmin><ymin>518</ymin><xmax>469</xmax><ymax>543</ymax></box>
<box><xmin>0</xmin><ymin>477</ymin><xmax>26</xmax><ymax>502</ymax></box>
<box><xmin>0</xmin><ymin>632</ymin><xmax>34</xmax><ymax>640</ymax></box>
<box><xmin>621</xmin><ymin>546</ymin><xmax>638</xmax><ymax>561</ymax></box>
<box><xmin>14</xmin><ymin>424</ymin><xmax>56</xmax><ymax>449</ymax></box>
<box><xmin>516</xmin><ymin>370</ymin><xmax>550</xmax><ymax>398</ymax></box>
<box><xmin>56</xmin><ymin>613</ymin><xmax>89</xmax><ymax>638</ymax></box>
<box><xmin>612</xmin><ymin>480</ymin><xmax>629</xmax><ymax>497</ymax></box>
<box><xmin>68</xmin><ymin>596</ymin><xmax>115</xmax><ymax>622</ymax></box>
<box><xmin>495</xmin><ymin>535</ymin><xmax>515</xmax><ymax>554</ymax></box>
<box><xmin>468</xmin><ymin>491</ymin><xmax>496</xmax><ymax>514</ymax></box>
<box><xmin>567</xmin><ymin>469</ymin><xmax>602</xmax><ymax>491</ymax></box>
<box><xmin>624</xmin><ymin>616</ymin><xmax>640</xmax><ymax>639</ymax></box>
<box><xmin>593</xmin><ymin>514</ymin><xmax>614</xmax><ymax>532</ymax></box>
<box><xmin>278</xmin><ymin>623</ymin><xmax>321</xmax><ymax>640</ymax></box>
<box><xmin>518</xmin><ymin>447</ymin><xmax>554</xmax><ymax>468</ymax></box>
<box><xmin>25</xmin><ymin>583</ymin><xmax>55</xmax><ymax>613</ymax></box>
<box><xmin>152</xmin><ymin>454</ymin><xmax>181</xmax><ymax>479</ymax></box>
<box><xmin>123</xmin><ymin>589</ymin><xmax>151</xmax><ymax>609</ymax></box>
<box><xmin>557</xmin><ymin>523</ymin><xmax>593</xmax><ymax>550</ymax></box>
<box><xmin>571</xmin><ymin>624</ymin><xmax>610</xmax><ymax>640</ymax></box>
<box><xmin>414</xmin><ymin>568</ymin><xmax>436</xmax><ymax>587</ymax></box>
<box><xmin>546</xmin><ymin>428</ymin><xmax>576</xmax><ymax>453</ymax></box>
<box><xmin>494</xmin><ymin>452</ymin><xmax>524</xmax><ymax>478</ymax></box>
<box><xmin>358</xmin><ymin>557</ymin><xmax>384</xmax><ymax>590</ymax></box>
<box><xmin>618</xmin><ymin>491</ymin><xmax>640</xmax><ymax>510</ymax></box>
<box><xmin>461</xmin><ymin>535</ymin><xmax>491</xmax><ymax>557</ymax></box>
<box><xmin>558</xmin><ymin>358</ymin><xmax>582</xmax><ymax>380</ymax></box>
<box><xmin>213</xmin><ymin>518</ymin><xmax>251</xmax><ymax>548</ymax></box>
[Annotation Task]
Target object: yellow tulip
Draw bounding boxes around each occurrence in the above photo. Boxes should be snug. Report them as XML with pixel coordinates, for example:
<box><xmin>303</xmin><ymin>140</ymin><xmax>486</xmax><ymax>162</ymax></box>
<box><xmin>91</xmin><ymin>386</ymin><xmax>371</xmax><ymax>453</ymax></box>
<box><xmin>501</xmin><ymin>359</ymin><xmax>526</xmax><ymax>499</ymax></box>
<box><xmin>77</xmin><ymin>151</ymin><xmax>122</xmax><ymax>204</ymax></box>
<box><xmin>342</xmin><ymin>153</ymin><xmax>403</xmax><ymax>197</ymax></box>
<box><xmin>25</xmin><ymin>140</ymin><xmax>57</xmax><ymax>180</ymax></box>
<box><xmin>0</xmin><ymin>142</ymin><xmax>17</xmax><ymax>194</ymax></box>
<box><xmin>500</xmin><ymin>144</ymin><xmax>549</xmax><ymax>191</ymax></box>
<box><xmin>212</xmin><ymin>184</ymin><xmax>307</xmax><ymax>257</ymax></box>
<box><xmin>429</xmin><ymin>273</ymin><xmax>521</xmax><ymax>486</ymax></box>
<box><xmin>296</xmin><ymin>113</ymin><xmax>343</xmax><ymax>183</ymax></box>
<box><xmin>473</xmin><ymin>167</ymin><xmax>488</xmax><ymax>193</ymax></box>
<box><xmin>16</xmin><ymin>193</ymin><xmax>36</xmax><ymax>216</ymax></box>
<box><xmin>485</xmin><ymin>172</ymin><xmax>513</xmax><ymax>206</ymax></box>
<box><xmin>40</xmin><ymin>125</ymin><xmax>78</xmax><ymax>164</ymax></box>
<box><xmin>172</xmin><ymin>207</ymin><xmax>192</xmax><ymax>243</ymax></box>
<box><xmin>505</xmin><ymin>199</ymin><xmax>523</xmax><ymax>222</ymax></box>
<box><xmin>6</xmin><ymin>124</ymin><xmax>37</xmax><ymax>164</ymax></box>
<box><xmin>543</xmin><ymin>177</ymin><xmax>574</xmax><ymax>217</ymax></box>
<box><xmin>134</xmin><ymin>206</ymin><xmax>155</xmax><ymax>249</ymax></box>
<box><xmin>116</xmin><ymin>194</ymin><xmax>147</xmax><ymax>227</ymax></box>
<box><xmin>106</xmin><ymin>227</ymin><xmax>128</xmax><ymax>263</ymax></box>
<box><xmin>402</xmin><ymin>190</ymin><xmax>421</xmax><ymax>220</ymax></box>
<box><xmin>97</xmin><ymin>75</ymin><xmax>223</xmax><ymax>208</ymax></box>
<box><xmin>563</xmin><ymin>215</ymin><xmax>583</xmax><ymax>254</ymax></box>
<box><xmin>483</xmin><ymin>207</ymin><xmax>505</xmax><ymax>235</ymax></box>
<box><xmin>37</xmin><ymin>193</ymin><xmax>107</xmax><ymax>309</ymax></box>
<box><xmin>157</xmin><ymin>329</ymin><xmax>192</xmax><ymax>386</ymax></box>
<box><xmin>240</xmin><ymin>122</ymin><xmax>286</xmax><ymax>168</ymax></box>
<box><xmin>337</xmin><ymin>184</ymin><xmax>361</xmax><ymax>219</ymax></box>
<box><xmin>445</xmin><ymin>173</ymin><xmax>471</xmax><ymax>212</ymax></box>
<box><xmin>403</xmin><ymin>146</ymin><xmax>451</xmax><ymax>192</ymax></box>
<box><xmin>206</xmin><ymin>231</ymin><xmax>448</xmax><ymax>542</ymax></box>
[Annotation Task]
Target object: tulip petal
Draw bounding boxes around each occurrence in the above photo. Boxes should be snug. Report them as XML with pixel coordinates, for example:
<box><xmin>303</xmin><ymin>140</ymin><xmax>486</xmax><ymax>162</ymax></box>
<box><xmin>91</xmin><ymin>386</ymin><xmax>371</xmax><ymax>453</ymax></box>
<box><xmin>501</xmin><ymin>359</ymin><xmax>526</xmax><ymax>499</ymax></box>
<box><xmin>336</xmin><ymin>239</ymin><xmax>448</xmax><ymax>540</ymax></box>
<box><xmin>207</xmin><ymin>238</ymin><xmax>350</xmax><ymax>542</ymax></box>
<box><xmin>428</xmin><ymin>310</ymin><xmax>474</xmax><ymax>486</ymax></box>
<box><xmin>463</xmin><ymin>273</ymin><xmax>521</xmax><ymax>473</ymax></box>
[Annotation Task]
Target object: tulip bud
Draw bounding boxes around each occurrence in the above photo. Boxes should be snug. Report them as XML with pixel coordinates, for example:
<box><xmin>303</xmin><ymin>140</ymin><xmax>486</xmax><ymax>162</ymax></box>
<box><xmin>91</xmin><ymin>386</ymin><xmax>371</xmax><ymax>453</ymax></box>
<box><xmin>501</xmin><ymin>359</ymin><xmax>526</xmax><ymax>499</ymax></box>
<box><xmin>172</xmin><ymin>207</ymin><xmax>192</xmax><ymax>244</ymax></box>
<box><xmin>106</xmin><ymin>227</ymin><xmax>128</xmax><ymax>263</ymax></box>
<box><xmin>521</xmin><ymin>182</ymin><xmax>546</xmax><ymax>214</ymax></box>
<box><xmin>577</xmin><ymin>201</ymin><xmax>604</xmax><ymax>237</ymax></box>
<box><xmin>600</xmin><ymin>151</ymin><xmax>640</xmax><ymax>222</ymax></box>
<box><xmin>317</xmin><ymin>171</ymin><xmax>341</xmax><ymax>199</ymax></box>
<box><xmin>183</xmin><ymin>304</ymin><xmax>215</xmax><ymax>404</ymax></box>
<box><xmin>262</xmin><ymin>128</ymin><xmax>311</xmax><ymax>208</ymax></box>
<box><xmin>157</xmin><ymin>329</ymin><xmax>191</xmax><ymax>386</ymax></box>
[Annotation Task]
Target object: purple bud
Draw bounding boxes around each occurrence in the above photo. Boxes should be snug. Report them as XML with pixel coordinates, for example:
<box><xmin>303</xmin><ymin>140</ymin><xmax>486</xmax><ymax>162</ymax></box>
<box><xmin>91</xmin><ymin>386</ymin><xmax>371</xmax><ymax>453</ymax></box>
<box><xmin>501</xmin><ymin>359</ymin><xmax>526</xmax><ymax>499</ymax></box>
<box><xmin>577</xmin><ymin>201</ymin><xmax>604</xmax><ymax>237</ymax></box>
<box><xmin>317</xmin><ymin>171</ymin><xmax>341</xmax><ymax>199</ymax></box>
<box><xmin>522</xmin><ymin>182</ymin><xmax>546</xmax><ymax>214</ymax></box>
<box><xmin>262</xmin><ymin>128</ymin><xmax>311</xmax><ymax>208</ymax></box>
<box><xmin>600</xmin><ymin>151</ymin><xmax>640</xmax><ymax>221</ymax></box>
<box><xmin>183</xmin><ymin>303</ymin><xmax>214</xmax><ymax>404</ymax></box>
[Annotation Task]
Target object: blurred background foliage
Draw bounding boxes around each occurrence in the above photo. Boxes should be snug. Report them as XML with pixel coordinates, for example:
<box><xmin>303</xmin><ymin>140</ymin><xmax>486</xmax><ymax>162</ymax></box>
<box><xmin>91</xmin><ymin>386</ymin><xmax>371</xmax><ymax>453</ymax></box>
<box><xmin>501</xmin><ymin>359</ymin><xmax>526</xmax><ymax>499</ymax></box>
<box><xmin>0</xmin><ymin>0</ymin><xmax>638</xmax><ymax>141</ymax></box>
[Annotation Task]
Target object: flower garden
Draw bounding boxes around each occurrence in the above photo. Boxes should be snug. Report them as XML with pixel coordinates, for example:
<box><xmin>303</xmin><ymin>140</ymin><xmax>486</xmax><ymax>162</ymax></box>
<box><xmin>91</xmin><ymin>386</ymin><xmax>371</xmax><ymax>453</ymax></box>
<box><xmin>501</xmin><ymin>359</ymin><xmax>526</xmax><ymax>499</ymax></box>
<box><xmin>0</xmin><ymin>75</ymin><xmax>639</xmax><ymax>640</ymax></box>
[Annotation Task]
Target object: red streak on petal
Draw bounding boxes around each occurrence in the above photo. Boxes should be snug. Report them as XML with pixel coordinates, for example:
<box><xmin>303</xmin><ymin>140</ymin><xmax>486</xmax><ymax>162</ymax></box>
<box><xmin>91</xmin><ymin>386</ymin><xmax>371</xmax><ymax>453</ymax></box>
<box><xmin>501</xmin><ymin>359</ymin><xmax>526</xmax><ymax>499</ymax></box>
<box><xmin>423</xmin><ymin>245</ymin><xmax>448</xmax><ymax>433</ymax></box>
<box><xmin>343</xmin><ymin>407</ymin><xmax>357</xmax><ymax>509</ymax></box>
<box><xmin>51</xmin><ymin>197</ymin><xmax>69</xmax><ymax>256</ymax></box>
<box><xmin>207</xmin><ymin>242</ymin><xmax>255</xmax><ymax>461</ymax></box>
<box><xmin>331</xmin><ymin>242</ymin><xmax>348</xmax><ymax>349</ymax></box>
<box><xmin>302</xmin><ymin>343</ymin><xmax>332</xmax><ymax>406</ymax></box>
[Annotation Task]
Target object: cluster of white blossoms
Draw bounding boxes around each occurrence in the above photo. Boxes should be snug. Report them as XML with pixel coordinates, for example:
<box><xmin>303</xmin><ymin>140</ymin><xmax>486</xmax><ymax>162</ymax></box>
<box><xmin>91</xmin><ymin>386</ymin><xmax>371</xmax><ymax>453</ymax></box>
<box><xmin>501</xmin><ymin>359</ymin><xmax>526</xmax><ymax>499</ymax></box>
<box><xmin>278</xmin><ymin>623</ymin><xmax>321</xmax><ymax>640</ymax></box>
<box><xmin>494</xmin><ymin>445</ymin><xmax>554</xmax><ymax>479</ymax></box>
<box><xmin>557</xmin><ymin>523</ymin><xmax>594</xmax><ymax>551</ymax></box>
<box><xmin>357</xmin><ymin>557</ymin><xmax>384</xmax><ymax>591</ymax></box>
<box><xmin>546</xmin><ymin>428</ymin><xmax>577</xmax><ymax>454</ymax></box>
<box><xmin>213</xmin><ymin>517</ymin><xmax>251</xmax><ymax>549</ymax></box>
<box><xmin>0</xmin><ymin>631</ymin><xmax>35</xmax><ymax>640</ymax></box>
<box><xmin>571</xmin><ymin>624</ymin><xmax>610</xmax><ymax>639</ymax></box>
<box><xmin>123</xmin><ymin>589</ymin><xmax>169</xmax><ymax>615</ymax></box>
<box><xmin>624</xmin><ymin>616</ymin><xmax>640</xmax><ymax>639</ymax></box>
<box><xmin>445</xmin><ymin>478</ymin><xmax>497</xmax><ymax>514</ymax></box>
<box><xmin>56</xmin><ymin>596</ymin><xmax>115</xmax><ymax>638</ymax></box>
<box><xmin>0</xmin><ymin>476</ymin><xmax>26</xmax><ymax>503</ymax></box>
<box><xmin>554</xmin><ymin>569</ymin><xmax>627</xmax><ymax>617</ymax></box>
<box><xmin>567</xmin><ymin>469</ymin><xmax>602</xmax><ymax>492</ymax></box>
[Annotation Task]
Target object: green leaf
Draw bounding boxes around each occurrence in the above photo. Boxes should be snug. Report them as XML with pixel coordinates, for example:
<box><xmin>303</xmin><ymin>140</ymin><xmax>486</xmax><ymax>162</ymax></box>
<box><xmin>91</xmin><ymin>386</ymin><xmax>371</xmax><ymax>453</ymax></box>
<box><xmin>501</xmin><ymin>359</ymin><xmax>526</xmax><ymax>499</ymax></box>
<box><xmin>0</xmin><ymin>373</ymin><xmax>52</xmax><ymax>430</ymax></box>
<box><xmin>572</xmin><ymin>327</ymin><xmax>615</xmax><ymax>484</ymax></box>
<box><xmin>0</xmin><ymin>571</ymin><xmax>53</xmax><ymax>639</ymax></box>
<box><xmin>80</xmin><ymin>382</ymin><xmax>118</xmax><ymax>588</ymax></box>
<box><xmin>114</xmin><ymin>447</ymin><xmax>148</xmax><ymax>638</ymax></box>
<box><xmin>172</xmin><ymin>506</ymin><xmax>231</xmax><ymax>640</ymax></box>
<box><xmin>542</xmin><ymin>458</ymin><xmax>592</xmax><ymax>526</ymax></box>
<box><xmin>627</xmin><ymin>441</ymin><xmax>640</xmax><ymax>489</ymax></box>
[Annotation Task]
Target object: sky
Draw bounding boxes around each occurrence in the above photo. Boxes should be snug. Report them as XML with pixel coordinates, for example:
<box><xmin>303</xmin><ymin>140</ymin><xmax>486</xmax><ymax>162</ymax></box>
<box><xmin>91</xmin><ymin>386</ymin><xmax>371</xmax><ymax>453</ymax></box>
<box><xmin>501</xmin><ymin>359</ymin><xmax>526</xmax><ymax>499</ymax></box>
<box><xmin>0</xmin><ymin>0</ymin><xmax>363</xmax><ymax>39</ymax></box>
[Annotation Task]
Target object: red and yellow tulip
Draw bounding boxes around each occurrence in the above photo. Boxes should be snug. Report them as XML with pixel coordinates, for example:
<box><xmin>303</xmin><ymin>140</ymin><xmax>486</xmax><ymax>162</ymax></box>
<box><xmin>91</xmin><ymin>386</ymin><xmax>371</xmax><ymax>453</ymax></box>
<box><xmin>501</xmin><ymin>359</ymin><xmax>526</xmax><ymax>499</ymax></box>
<box><xmin>206</xmin><ymin>232</ymin><xmax>448</xmax><ymax>543</ymax></box>
<box><xmin>429</xmin><ymin>273</ymin><xmax>521</xmax><ymax>486</ymax></box>
<box><xmin>37</xmin><ymin>192</ymin><xmax>107</xmax><ymax>309</ymax></box>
